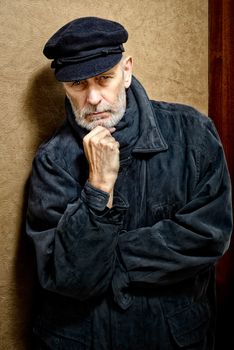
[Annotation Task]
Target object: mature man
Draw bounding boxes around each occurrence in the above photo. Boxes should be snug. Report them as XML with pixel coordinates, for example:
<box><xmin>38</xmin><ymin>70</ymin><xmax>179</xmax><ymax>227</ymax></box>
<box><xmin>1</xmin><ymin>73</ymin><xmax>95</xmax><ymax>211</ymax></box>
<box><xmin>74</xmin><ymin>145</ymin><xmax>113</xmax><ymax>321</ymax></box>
<box><xmin>26</xmin><ymin>17</ymin><xmax>232</xmax><ymax>350</ymax></box>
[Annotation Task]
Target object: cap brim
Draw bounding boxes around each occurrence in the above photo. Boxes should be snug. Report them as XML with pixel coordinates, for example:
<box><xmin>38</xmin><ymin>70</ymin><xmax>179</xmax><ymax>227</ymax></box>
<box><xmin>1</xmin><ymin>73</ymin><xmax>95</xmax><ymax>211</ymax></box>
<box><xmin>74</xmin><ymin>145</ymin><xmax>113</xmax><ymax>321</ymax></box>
<box><xmin>55</xmin><ymin>53</ymin><xmax>122</xmax><ymax>81</ymax></box>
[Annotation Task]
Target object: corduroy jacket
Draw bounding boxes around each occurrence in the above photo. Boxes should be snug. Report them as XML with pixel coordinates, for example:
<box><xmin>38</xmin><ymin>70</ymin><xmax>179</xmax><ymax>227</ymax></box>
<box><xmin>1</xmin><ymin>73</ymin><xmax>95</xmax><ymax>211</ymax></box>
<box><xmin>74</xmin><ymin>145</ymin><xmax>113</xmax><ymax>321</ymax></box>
<box><xmin>26</xmin><ymin>77</ymin><xmax>232</xmax><ymax>350</ymax></box>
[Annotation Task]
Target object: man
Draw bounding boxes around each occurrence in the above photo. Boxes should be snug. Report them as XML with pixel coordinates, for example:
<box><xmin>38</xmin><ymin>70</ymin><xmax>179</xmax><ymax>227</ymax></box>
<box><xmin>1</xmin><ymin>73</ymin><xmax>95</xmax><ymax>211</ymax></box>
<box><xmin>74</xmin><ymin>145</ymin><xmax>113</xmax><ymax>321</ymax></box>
<box><xmin>26</xmin><ymin>17</ymin><xmax>232</xmax><ymax>349</ymax></box>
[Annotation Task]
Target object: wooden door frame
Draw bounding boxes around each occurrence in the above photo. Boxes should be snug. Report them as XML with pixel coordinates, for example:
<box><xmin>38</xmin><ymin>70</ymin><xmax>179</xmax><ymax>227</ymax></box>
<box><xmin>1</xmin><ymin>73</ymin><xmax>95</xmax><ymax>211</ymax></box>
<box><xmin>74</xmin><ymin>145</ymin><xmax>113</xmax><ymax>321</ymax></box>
<box><xmin>209</xmin><ymin>0</ymin><xmax>234</xmax><ymax>347</ymax></box>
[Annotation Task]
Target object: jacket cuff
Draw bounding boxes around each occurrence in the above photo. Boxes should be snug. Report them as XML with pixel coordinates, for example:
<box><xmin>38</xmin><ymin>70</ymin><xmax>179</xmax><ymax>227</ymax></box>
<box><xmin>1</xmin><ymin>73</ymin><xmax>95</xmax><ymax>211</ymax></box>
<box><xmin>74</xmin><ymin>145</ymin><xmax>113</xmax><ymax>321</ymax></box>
<box><xmin>81</xmin><ymin>182</ymin><xmax>129</xmax><ymax>223</ymax></box>
<box><xmin>81</xmin><ymin>181</ymin><xmax>110</xmax><ymax>211</ymax></box>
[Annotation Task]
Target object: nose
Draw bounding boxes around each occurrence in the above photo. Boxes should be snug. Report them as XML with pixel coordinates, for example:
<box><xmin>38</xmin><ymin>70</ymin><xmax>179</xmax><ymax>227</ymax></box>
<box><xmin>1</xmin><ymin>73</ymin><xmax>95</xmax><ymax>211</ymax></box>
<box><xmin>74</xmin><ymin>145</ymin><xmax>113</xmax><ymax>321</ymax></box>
<box><xmin>86</xmin><ymin>87</ymin><xmax>102</xmax><ymax>106</ymax></box>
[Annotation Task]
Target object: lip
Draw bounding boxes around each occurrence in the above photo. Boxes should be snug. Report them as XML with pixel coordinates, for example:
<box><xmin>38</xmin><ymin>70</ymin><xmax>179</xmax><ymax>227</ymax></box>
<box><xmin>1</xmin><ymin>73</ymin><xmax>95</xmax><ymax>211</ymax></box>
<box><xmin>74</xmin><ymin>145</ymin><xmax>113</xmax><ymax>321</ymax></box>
<box><xmin>86</xmin><ymin>111</ymin><xmax>110</xmax><ymax>121</ymax></box>
<box><xmin>92</xmin><ymin>112</ymin><xmax>105</xmax><ymax>115</ymax></box>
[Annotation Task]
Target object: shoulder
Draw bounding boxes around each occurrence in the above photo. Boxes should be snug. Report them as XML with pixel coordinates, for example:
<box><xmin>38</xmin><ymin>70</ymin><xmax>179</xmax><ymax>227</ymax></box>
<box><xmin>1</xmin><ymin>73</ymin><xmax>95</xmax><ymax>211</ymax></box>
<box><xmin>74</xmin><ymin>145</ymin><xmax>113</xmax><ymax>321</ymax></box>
<box><xmin>33</xmin><ymin>120</ymin><xmax>84</xmax><ymax>172</ymax></box>
<box><xmin>151</xmin><ymin>100</ymin><xmax>219</xmax><ymax>147</ymax></box>
<box><xmin>151</xmin><ymin>100</ymin><xmax>211</xmax><ymax>128</ymax></box>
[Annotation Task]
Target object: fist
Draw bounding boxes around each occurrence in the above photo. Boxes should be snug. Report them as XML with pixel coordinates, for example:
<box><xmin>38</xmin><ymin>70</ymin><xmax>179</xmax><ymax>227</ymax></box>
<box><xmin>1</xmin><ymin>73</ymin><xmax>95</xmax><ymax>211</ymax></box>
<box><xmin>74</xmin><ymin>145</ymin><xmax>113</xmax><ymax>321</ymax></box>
<box><xmin>83</xmin><ymin>126</ymin><xmax>120</xmax><ymax>195</ymax></box>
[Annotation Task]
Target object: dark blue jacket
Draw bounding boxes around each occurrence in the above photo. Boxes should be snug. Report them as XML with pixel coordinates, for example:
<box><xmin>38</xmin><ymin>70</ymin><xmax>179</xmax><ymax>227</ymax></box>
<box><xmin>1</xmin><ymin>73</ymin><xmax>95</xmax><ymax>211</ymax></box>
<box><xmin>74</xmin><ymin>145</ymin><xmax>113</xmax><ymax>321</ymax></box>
<box><xmin>26</xmin><ymin>77</ymin><xmax>232</xmax><ymax>349</ymax></box>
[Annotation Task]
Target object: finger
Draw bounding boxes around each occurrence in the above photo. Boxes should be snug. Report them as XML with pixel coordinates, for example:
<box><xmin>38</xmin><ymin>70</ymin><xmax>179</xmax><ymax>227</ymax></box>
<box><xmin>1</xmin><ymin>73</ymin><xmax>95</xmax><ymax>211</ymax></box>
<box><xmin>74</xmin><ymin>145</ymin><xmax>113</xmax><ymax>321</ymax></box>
<box><xmin>99</xmin><ymin>136</ymin><xmax>118</xmax><ymax>147</ymax></box>
<box><xmin>83</xmin><ymin>128</ymin><xmax>110</xmax><ymax>147</ymax></box>
<box><xmin>91</xmin><ymin>126</ymin><xmax>116</xmax><ymax>137</ymax></box>
<box><xmin>84</xmin><ymin>125</ymin><xmax>112</xmax><ymax>142</ymax></box>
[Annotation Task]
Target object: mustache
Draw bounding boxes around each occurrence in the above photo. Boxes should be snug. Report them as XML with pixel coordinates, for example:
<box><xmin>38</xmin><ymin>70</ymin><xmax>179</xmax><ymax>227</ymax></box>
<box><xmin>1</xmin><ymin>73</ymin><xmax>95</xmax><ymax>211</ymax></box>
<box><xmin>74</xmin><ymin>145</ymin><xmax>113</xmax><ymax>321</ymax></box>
<box><xmin>79</xmin><ymin>104</ymin><xmax>113</xmax><ymax>118</ymax></box>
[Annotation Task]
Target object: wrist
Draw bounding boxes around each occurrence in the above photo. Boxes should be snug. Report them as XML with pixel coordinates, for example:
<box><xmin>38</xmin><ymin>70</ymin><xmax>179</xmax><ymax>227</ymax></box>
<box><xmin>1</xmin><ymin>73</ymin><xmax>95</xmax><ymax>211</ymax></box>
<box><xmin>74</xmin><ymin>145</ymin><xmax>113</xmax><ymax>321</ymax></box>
<box><xmin>88</xmin><ymin>178</ymin><xmax>114</xmax><ymax>195</ymax></box>
<box><xmin>107</xmin><ymin>190</ymin><xmax>114</xmax><ymax>208</ymax></box>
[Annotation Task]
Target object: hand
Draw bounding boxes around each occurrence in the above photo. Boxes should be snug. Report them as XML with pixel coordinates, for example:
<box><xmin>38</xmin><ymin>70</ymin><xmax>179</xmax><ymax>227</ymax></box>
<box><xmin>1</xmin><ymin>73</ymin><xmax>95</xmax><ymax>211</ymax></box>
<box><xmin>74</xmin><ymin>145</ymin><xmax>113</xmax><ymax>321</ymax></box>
<box><xmin>83</xmin><ymin>126</ymin><xmax>120</xmax><ymax>206</ymax></box>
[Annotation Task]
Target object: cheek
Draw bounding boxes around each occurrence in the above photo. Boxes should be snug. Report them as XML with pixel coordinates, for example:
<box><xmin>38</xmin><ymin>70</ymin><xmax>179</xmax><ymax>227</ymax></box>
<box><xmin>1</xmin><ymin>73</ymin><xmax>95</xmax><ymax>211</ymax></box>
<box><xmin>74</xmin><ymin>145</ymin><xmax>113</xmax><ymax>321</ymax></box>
<box><xmin>102</xmin><ymin>86</ymin><xmax>120</xmax><ymax>105</ymax></box>
<box><xmin>69</xmin><ymin>92</ymin><xmax>85</xmax><ymax>110</ymax></box>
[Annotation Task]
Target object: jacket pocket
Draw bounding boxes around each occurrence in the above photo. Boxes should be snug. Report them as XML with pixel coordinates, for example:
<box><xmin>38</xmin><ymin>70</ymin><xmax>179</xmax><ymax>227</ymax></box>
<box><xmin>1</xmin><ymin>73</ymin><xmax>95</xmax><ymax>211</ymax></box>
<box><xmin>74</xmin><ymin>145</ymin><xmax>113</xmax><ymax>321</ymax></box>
<box><xmin>165</xmin><ymin>302</ymin><xmax>210</xmax><ymax>348</ymax></box>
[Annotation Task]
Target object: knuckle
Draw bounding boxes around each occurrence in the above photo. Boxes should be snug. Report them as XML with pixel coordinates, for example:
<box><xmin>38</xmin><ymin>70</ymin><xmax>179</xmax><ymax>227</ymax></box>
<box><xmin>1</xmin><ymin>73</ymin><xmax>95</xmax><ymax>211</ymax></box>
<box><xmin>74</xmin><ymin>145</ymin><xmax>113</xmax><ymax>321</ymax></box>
<box><xmin>92</xmin><ymin>139</ymin><xmax>99</xmax><ymax>147</ymax></box>
<box><xmin>99</xmin><ymin>138</ymin><xmax>107</xmax><ymax>146</ymax></box>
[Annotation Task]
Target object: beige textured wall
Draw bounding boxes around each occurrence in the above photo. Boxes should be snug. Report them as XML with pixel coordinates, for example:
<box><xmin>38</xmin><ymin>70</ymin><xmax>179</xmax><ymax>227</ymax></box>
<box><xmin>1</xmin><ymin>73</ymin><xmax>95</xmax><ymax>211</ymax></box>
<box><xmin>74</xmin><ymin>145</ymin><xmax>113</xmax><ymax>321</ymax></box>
<box><xmin>0</xmin><ymin>1</ymin><xmax>208</xmax><ymax>349</ymax></box>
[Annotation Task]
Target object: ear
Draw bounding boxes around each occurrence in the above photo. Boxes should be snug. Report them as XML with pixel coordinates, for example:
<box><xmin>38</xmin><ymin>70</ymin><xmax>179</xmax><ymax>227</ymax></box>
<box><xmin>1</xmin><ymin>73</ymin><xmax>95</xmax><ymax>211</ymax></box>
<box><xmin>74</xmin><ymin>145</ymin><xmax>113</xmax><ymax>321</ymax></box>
<box><xmin>122</xmin><ymin>56</ymin><xmax>133</xmax><ymax>88</ymax></box>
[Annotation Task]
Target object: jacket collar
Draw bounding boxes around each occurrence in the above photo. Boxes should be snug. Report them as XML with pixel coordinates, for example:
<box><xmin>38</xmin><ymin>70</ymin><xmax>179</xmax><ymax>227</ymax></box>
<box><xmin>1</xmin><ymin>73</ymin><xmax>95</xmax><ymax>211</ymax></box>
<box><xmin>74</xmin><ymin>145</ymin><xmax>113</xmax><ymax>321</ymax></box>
<box><xmin>130</xmin><ymin>76</ymin><xmax>168</xmax><ymax>154</ymax></box>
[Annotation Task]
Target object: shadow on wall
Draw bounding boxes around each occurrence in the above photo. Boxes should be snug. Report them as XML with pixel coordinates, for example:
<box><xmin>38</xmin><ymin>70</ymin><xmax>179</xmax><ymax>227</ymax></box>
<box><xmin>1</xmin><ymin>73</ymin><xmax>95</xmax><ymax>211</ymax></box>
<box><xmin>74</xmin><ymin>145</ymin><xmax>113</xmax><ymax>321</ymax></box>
<box><xmin>24</xmin><ymin>65</ymin><xmax>65</xmax><ymax>147</ymax></box>
<box><xmin>12</xmin><ymin>66</ymin><xmax>66</xmax><ymax>349</ymax></box>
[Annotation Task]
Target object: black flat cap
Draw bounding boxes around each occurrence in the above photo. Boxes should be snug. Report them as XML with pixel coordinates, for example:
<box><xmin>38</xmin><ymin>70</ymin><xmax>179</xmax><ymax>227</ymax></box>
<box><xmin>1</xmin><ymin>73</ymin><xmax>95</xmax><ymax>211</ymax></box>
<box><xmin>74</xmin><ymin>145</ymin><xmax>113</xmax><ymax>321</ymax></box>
<box><xmin>43</xmin><ymin>17</ymin><xmax>128</xmax><ymax>81</ymax></box>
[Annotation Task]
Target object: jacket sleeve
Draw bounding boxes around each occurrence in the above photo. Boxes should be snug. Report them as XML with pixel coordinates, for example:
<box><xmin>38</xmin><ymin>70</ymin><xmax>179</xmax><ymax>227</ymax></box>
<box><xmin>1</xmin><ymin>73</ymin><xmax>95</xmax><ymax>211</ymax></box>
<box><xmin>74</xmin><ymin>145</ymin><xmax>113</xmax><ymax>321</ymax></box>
<box><xmin>26</xmin><ymin>151</ymin><xmax>127</xmax><ymax>300</ymax></box>
<box><xmin>115</xmin><ymin>119</ymin><xmax>233</xmax><ymax>290</ymax></box>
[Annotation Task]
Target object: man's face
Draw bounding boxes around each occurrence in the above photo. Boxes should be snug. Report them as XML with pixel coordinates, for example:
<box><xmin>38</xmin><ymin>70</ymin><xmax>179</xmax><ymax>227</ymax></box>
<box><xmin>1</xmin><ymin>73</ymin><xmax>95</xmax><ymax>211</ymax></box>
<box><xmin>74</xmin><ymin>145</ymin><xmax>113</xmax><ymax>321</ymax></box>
<box><xmin>63</xmin><ymin>58</ymin><xmax>132</xmax><ymax>130</ymax></box>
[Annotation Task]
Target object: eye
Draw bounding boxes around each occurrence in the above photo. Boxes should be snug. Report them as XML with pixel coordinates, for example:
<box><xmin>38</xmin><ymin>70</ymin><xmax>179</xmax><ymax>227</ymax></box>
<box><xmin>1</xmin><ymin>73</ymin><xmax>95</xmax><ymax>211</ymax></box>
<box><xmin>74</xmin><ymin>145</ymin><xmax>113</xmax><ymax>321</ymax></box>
<box><xmin>71</xmin><ymin>80</ymin><xmax>87</xmax><ymax>89</ymax></box>
<box><xmin>72</xmin><ymin>80</ymin><xmax>81</xmax><ymax>86</ymax></box>
<box><xmin>98</xmin><ymin>75</ymin><xmax>111</xmax><ymax>82</ymax></box>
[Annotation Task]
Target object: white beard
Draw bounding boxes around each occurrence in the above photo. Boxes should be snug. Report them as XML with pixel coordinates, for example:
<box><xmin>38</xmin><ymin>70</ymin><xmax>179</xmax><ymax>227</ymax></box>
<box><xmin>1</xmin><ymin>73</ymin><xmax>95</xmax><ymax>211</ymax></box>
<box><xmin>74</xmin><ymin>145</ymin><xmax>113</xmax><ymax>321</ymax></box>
<box><xmin>67</xmin><ymin>84</ymin><xmax>126</xmax><ymax>131</ymax></box>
